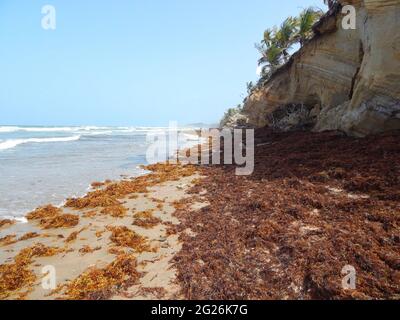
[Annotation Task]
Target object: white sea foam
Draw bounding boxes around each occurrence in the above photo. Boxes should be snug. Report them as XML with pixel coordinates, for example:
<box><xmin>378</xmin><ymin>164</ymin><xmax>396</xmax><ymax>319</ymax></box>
<box><xmin>0</xmin><ymin>126</ymin><xmax>205</xmax><ymax>220</ymax></box>
<box><xmin>0</xmin><ymin>125</ymin><xmax>199</xmax><ymax>134</ymax></box>
<box><xmin>0</xmin><ymin>126</ymin><xmax>21</xmax><ymax>133</ymax></box>
<box><xmin>0</xmin><ymin>135</ymin><xmax>81</xmax><ymax>151</ymax></box>
<box><xmin>0</xmin><ymin>126</ymin><xmax>109</xmax><ymax>133</ymax></box>
<box><xmin>83</xmin><ymin>130</ymin><xmax>114</xmax><ymax>135</ymax></box>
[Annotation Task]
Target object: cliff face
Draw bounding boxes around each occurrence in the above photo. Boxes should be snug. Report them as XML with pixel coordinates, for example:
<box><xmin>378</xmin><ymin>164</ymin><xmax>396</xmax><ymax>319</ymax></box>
<box><xmin>244</xmin><ymin>0</ymin><xmax>400</xmax><ymax>136</ymax></box>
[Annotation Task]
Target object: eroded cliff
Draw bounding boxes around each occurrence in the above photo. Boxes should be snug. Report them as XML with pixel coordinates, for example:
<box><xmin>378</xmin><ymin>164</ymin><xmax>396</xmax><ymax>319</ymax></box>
<box><xmin>243</xmin><ymin>0</ymin><xmax>400</xmax><ymax>136</ymax></box>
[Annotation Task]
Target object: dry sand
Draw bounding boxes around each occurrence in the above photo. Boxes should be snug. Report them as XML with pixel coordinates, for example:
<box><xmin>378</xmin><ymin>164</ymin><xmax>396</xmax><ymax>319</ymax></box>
<box><xmin>0</xmin><ymin>169</ymin><xmax>206</xmax><ymax>300</ymax></box>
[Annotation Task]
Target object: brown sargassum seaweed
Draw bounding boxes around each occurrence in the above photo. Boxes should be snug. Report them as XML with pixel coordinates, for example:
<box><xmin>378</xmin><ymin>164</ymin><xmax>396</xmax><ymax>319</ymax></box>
<box><xmin>65</xmin><ymin>227</ymin><xmax>86</xmax><ymax>243</ymax></box>
<box><xmin>107</xmin><ymin>226</ymin><xmax>153</xmax><ymax>253</ymax></box>
<box><xmin>101</xmin><ymin>205</ymin><xmax>128</xmax><ymax>218</ymax></box>
<box><xmin>79</xmin><ymin>245</ymin><xmax>101</xmax><ymax>255</ymax></box>
<box><xmin>132</xmin><ymin>209</ymin><xmax>162</xmax><ymax>229</ymax></box>
<box><xmin>0</xmin><ymin>243</ymin><xmax>63</xmax><ymax>299</ymax></box>
<box><xmin>64</xmin><ymin>164</ymin><xmax>196</xmax><ymax>215</ymax></box>
<box><xmin>0</xmin><ymin>219</ymin><xmax>15</xmax><ymax>229</ymax></box>
<box><xmin>1</xmin><ymin>163</ymin><xmax>197</xmax><ymax>300</ymax></box>
<box><xmin>26</xmin><ymin>205</ymin><xmax>79</xmax><ymax>229</ymax></box>
<box><xmin>132</xmin><ymin>216</ymin><xmax>162</xmax><ymax>229</ymax></box>
<box><xmin>53</xmin><ymin>254</ymin><xmax>140</xmax><ymax>300</ymax></box>
<box><xmin>18</xmin><ymin>232</ymin><xmax>40</xmax><ymax>242</ymax></box>
<box><xmin>170</xmin><ymin>129</ymin><xmax>400</xmax><ymax>300</ymax></box>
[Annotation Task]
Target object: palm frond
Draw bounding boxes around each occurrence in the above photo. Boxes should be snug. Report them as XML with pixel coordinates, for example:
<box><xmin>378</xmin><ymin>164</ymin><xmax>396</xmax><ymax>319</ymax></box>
<box><xmin>296</xmin><ymin>7</ymin><xmax>323</xmax><ymax>45</ymax></box>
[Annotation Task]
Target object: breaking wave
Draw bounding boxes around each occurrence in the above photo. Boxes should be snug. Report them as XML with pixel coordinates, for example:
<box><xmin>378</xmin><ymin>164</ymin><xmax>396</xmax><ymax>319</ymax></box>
<box><xmin>0</xmin><ymin>126</ymin><xmax>109</xmax><ymax>133</ymax></box>
<box><xmin>0</xmin><ymin>135</ymin><xmax>81</xmax><ymax>151</ymax></box>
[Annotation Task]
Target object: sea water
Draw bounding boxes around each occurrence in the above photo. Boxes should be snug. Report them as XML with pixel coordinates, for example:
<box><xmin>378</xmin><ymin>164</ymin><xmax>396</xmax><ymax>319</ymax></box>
<box><xmin>0</xmin><ymin>125</ymin><xmax>201</xmax><ymax>221</ymax></box>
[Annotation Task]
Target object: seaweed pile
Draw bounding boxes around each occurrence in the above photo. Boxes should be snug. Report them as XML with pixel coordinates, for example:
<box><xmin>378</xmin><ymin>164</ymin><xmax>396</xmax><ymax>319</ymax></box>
<box><xmin>108</xmin><ymin>247</ymin><xmax>127</xmax><ymax>256</ymax></box>
<box><xmin>0</xmin><ymin>235</ymin><xmax>17</xmax><ymax>247</ymax></box>
<box><xmin>0</xmin><ymin>243</ymin><xmax>63</xmax><ymax>299</ymax></box>
<box><xmin>18</xmin><ymin>232</ymin><xmax>40</xmax><ymax>242</ymax></box>
<box><xmin>39</xmin><ymin>214</ymin><xmax>79</xmax><ymax>229</ymax></box>
<box><xmin>65</xmin><ymin>231</ymin><xmax>79</xmax><ymax>243</ymax></box>
<box><xmin>0</xmin><ymin>219</ymin><xmax>15</xmax><ymax>229</ymax></box>
<box><xmin>27</xmin><ymin>205</ymin><xmax>79</xmax><ymax>229</ymax></box>
<box><xmin>132</xmin><ymin>216</ymin><xmax>162</xmax><ymax>229</ymax></box>
<box><xmin>108</xmin><ymin>226</ymin><xmax>153</xmax><ymax>253</ymax></box>
<box><xmin>65</xmin><ymin>163</ymin><xmax>197</xmax><ymax>215</ymax></box>
<box><xmin>171</xmin><ymin>129</ymin><xmax>400</xmax><ymax>299</ymax></box>
<box><xmin>132</xmin><ymin>210</ymin><xmax>162</xmax><ymax>229</ymax></box>
<box><xmin>1</xmin><ymin>232</ymin><xmax>40</xmax><ymax>247</ymax></box>
<box><xmin>101</xmin><ymin>205</ymin><xmax>127</xmax><ymax>218</ymax></box>
<box><xmin>54</xmin><ymin>254</ymin><xmax>140</xmax><ymax>300</ymax></box>
<box><xmin>65</xmin><ymin>228</ymin><xmax>86</xmax><ymax>243</ymax></box>
<box><xmin>79</xmin><ymin>245</ymin><xmax>101</xmax><ymax>255</ymax></box>
<box><xmin>26</xmin><ymin>205</ymin><xmax>61</xmax><ymax>219</ymax></box>
<box><xmin>90</xmin><ymin>180</ymin><xmax>111</xmax><ymax>189</ymax></box>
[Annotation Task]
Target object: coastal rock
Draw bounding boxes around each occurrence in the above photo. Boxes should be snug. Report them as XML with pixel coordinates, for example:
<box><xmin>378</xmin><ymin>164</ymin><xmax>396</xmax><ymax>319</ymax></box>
<box><xmin>243</xmin><ymin>0</ymin><xmax>400</xmax><ymax>136</ymax></box>
<box><xmin>220</xmin><ymin>111</ymin><xmax>250</xmax><ymax>129</ymax></box>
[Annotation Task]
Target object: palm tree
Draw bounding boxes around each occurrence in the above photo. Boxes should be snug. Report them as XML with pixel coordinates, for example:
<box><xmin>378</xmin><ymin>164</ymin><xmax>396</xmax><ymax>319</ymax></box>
<box><xmin>255</xmin><ymin>6</ymin><xmax>324</xmax><ymax>81</ymax></box>
<box><xmin>246</xmin><ymin>82</ymin><xmax>255</xmax><ymax>95</ymax></box>
<box><xmin>262</xmin><ymin>28</ymin><xmax>275</xmax><ymax>47</ymax></box>
<box><xmin>295</xmin><ymin>8</ymin><xmax>323</xmax><ymax>46</ymax></box>
<box><xmin>256</xmin><ymin>43</ymin><xmax>283</xmax><ymax>78</ymax></box>
<box><xmin>255</xmin><ymin>18</ymin><xmax>296</xmax><ymax>78</ymax></box>
<box><xmin>274</xmin><ymin>17</ymin><xmax>297</xmax><ymax>61</ymax></box>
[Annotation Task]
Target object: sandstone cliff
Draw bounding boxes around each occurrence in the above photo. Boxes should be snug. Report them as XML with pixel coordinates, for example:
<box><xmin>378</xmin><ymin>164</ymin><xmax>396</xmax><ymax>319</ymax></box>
<box><xmin>243</xmin><ymin>0</ymin><xmax>400</xmax><ymax>136</ymax></box>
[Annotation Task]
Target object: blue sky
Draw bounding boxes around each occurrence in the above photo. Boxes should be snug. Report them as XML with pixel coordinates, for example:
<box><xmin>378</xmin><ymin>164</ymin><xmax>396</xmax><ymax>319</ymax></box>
<box><xmin>0</xmin><ymin>0</ymin><xmax>324</xmax><ymax>126</ymax></box>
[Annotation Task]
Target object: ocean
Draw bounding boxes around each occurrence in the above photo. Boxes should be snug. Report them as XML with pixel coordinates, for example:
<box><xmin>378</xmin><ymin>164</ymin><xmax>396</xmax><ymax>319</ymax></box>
<box><xmin>0</xmin><ymin>125</ymin><xmax>201</xmax><ymax>221</ymax></box>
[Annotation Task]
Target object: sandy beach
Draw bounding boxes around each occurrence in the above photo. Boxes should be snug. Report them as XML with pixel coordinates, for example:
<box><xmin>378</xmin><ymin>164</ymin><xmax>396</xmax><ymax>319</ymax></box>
<box><xmin>0</xmin><ymin>163</ymin><xmax>207</xmax><ymax>300</ymax></box>
<box><xmin>1</xmin><ymin>129</ymin><xmax>400</xmax><ymax>300</ymax></box>
<box><xmin>1</xmin><ymin>0</ymin><xmax>400</xmax><ymax>307</ymax></box>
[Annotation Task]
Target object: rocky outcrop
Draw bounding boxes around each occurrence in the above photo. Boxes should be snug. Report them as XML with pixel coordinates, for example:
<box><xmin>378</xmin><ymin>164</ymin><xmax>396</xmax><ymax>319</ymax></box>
<box><xmin>243</xmin><ymin>0</ymin><xmax>400</xmax><ymax>136</ymax></box>
<box><xmin>220</xmin><ymin>112</ymin><xmax>250</xmax><ymax>129</ymax></box>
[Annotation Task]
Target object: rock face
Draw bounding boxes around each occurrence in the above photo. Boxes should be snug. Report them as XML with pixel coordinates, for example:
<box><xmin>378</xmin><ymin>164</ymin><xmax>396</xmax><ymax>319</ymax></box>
<box><xmin>243</xmin><ymin>0</ymin><xmax>400</xmax><ymax>136</ymax></box>
<box><xmin>220</xmin><ymin>112</ymin><xmax>249</xmax><ymax>129</ymax></box>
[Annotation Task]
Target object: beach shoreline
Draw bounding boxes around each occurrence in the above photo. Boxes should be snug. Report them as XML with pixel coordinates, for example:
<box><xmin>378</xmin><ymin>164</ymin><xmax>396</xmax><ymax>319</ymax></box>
<box><xmin>0</xmin><ymin>125</ymin><xmax>206</xmax><ymax>221</ymax></box>
<box><xmin>1</xmin><ymin>129</ymin><xmax>400</xmax><ymax>300</ymax></box>
<box><xmin>0</xmin><ymin>162</ymin><xmax>207</xmax><ymax>300</ymax></box>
